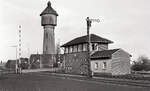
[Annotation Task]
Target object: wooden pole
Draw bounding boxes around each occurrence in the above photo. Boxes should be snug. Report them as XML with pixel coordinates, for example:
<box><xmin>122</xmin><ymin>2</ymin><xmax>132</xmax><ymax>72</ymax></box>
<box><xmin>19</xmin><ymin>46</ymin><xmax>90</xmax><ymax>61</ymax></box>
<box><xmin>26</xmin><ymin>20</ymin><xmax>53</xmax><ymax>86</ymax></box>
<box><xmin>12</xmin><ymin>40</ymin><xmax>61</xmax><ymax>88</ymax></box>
<box><xmin>86</xmin><ymin>17</ymin><xmax>92</xmax><ymax>77</ymax></box>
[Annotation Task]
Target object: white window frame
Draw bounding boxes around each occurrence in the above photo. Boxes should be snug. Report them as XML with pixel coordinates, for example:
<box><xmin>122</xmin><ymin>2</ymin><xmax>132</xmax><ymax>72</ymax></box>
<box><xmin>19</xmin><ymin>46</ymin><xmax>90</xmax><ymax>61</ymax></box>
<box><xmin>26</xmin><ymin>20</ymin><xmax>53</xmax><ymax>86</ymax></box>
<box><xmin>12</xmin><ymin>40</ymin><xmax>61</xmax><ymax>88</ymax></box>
<box><xmin>78</xmin><ymin>44</ymin><xmax>82</xmax><ymax>52</ymax></box>
<box><xmin>83</xmin><ymin>43</ymin><xmax>87</xmax><ymax>51</ymax></box>
<box><xmin>65</xmin><ymin>47</ymin><xmax>69</xmax><ymax>53</ymax></box>
<box><xmin>69</xmin><ymin>46</ymin><xmax>73</xmax><ymax>53</ymax></box>
<box><xmin>74</xmin><ymin>45</ymin><xmax>78</xmax><ymax>52</ymax></box>
<box><xmin>94</xmin><ymin>62</ymin><xmax>98</xmax><ymax>70</ymax></box>
<box><xmin>102</xmin><ymin>62</ymin><xmax>107</xmax><ymax>70</ymax></box>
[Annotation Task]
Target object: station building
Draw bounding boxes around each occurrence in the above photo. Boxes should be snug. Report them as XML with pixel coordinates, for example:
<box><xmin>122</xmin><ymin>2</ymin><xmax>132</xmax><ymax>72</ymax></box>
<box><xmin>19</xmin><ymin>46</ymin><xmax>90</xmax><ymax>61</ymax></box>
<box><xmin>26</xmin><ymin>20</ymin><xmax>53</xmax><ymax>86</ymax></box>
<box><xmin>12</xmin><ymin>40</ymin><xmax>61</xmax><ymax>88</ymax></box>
<box><xmin>61</xmin><ymin>34</ymin><xmax>131</xmax><ymax>75</ymax></box>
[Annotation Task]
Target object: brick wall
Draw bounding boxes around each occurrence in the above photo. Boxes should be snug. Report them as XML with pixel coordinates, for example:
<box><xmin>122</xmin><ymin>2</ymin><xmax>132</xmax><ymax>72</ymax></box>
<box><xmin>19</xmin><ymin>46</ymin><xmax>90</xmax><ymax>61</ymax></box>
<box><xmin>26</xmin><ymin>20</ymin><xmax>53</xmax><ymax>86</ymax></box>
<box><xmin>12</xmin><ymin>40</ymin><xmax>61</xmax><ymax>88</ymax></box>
<box><xmin>30</xmin><ymin>54</ymin><xmax>57</xmax><ymax>68</ymax></box>
<box><xmin>40</xmin><ymin>54</ymin><xmax>56</xmax><ymax>68</ymax></box>
<box><xmin>63</xmin><ymin>52</ymin><xmax>88</xmax><ymax>75</ymax></box>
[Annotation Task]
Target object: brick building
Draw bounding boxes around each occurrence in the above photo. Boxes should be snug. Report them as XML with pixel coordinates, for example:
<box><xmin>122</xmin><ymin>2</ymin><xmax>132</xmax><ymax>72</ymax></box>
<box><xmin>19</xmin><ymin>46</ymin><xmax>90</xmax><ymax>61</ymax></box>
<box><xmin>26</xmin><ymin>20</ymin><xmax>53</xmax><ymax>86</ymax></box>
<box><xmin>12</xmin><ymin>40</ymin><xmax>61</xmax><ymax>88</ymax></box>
<box><xmin>61</xmin><ymin>34</ymin><xmax>131</xmax><ymax>75</ymax></box>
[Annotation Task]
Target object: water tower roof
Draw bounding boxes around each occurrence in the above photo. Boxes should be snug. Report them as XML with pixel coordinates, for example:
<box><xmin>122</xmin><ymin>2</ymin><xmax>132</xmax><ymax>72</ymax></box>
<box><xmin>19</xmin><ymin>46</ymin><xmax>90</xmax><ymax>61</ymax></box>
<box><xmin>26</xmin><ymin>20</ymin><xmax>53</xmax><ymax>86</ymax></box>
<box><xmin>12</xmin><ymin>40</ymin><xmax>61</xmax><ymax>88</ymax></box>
<box><xmin>40</xmin><ymin>1</ymin><xmax>58</xmax><ymax>16</ymax></box>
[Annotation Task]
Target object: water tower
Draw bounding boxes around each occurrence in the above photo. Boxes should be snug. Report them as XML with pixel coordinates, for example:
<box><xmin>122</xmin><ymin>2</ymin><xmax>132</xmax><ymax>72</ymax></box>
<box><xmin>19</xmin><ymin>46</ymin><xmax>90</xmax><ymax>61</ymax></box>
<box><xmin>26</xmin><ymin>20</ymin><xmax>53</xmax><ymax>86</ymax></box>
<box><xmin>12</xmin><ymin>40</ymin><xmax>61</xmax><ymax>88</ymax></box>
<box><xmin>40</xmin><ymin>1</ymin><xmax>58</xmax><ymax>54</ymax></box>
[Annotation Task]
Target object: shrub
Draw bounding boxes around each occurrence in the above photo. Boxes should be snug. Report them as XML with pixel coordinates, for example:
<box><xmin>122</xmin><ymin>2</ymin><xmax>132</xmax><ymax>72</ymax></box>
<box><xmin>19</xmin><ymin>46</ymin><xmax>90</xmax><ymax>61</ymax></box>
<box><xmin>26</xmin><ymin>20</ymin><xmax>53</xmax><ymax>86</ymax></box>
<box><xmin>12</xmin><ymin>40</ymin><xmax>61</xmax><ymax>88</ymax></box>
<box><xmin>131</xmin><ymin>55</ymin><xmax>150</xmax><ymax>71</ymax></box>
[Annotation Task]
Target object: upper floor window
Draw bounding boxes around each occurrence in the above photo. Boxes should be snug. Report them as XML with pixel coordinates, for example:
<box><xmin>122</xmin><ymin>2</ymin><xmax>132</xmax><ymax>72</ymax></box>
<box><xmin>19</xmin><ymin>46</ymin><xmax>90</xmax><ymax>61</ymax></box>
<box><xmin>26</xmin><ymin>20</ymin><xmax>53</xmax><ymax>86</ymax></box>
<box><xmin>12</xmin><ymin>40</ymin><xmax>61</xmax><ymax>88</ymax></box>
<box><xmin>78</xmin><ymin>44</ymin><xmax>83</xmax><ymax>52</ymax></box>
<box><xmin>102</xmin><ymin>62</ymin><xmax>107</xmax><ymax>69</ymax></box>
<box><xmin>73</xmin><ymin>45</ymin><xmax>78</xmax><ymax>52</ymax></box>
<box><xmin>94</xmin><ymin>62</ymin><xmax>98</xmax><ymax>70</ymax></box>
<box><xmin>65</xmin><ymin>47</ymin><xmax>69</xmax><ymax>53</ymax></box>
<box><xmin>83</xmin><ymin>43</ymin><xmax>87</xmax><ymax>51</ymax></box>
<box><xmin>92</xmin><ymin>43</ymin><xmax>98</xmax><ymax>51</ymax></box>
<box><xmin>69</xmin><ymin>46</ymin><xmax>73</xmax><ymax>53</ymax></box>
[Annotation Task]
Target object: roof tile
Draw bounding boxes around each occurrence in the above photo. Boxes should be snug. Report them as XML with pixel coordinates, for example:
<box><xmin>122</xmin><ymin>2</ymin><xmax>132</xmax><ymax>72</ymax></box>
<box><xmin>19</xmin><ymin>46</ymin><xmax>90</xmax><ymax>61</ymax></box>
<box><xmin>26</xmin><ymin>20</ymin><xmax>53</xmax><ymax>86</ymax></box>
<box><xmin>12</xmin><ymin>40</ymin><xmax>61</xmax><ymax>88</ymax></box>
<box><xmin>61</xmin><ymin>34</ymin><xmax>113</xmax><ymax>47</ymax></box>
<box><xmin>91</xmin><ymin>49</ymin><xmax>119</xmax><ymax>59</ymax></box>
<box><xmin>40</xmin><ymin>1</ymin><xmax>58</xmax><ymax>16</ymax></box>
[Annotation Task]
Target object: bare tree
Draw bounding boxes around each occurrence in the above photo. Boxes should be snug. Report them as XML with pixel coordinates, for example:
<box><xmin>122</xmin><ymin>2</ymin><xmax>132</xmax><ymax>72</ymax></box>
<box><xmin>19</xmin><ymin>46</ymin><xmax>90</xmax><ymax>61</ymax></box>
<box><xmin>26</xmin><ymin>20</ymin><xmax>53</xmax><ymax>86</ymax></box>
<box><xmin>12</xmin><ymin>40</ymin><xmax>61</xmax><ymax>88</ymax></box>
<box><xmin>131</xmin><ymin>55</ymin><xmax>150</xmax><ymax>71</ymax></box>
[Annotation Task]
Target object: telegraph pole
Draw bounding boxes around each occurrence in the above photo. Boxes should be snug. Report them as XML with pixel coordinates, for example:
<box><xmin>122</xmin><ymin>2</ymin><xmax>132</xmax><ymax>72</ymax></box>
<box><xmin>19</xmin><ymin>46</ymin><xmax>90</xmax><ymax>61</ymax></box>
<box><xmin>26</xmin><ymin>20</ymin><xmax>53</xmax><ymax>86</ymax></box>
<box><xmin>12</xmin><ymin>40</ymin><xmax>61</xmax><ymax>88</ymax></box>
<box><xmin>86</xmin><ymin>17</ymin><xmax>92</xmax><ymax>77</ymax></box>
<box><xmin>86</xmin><ymin>17</ymin><xmax>100</xmax><ymax>77</ymax></box>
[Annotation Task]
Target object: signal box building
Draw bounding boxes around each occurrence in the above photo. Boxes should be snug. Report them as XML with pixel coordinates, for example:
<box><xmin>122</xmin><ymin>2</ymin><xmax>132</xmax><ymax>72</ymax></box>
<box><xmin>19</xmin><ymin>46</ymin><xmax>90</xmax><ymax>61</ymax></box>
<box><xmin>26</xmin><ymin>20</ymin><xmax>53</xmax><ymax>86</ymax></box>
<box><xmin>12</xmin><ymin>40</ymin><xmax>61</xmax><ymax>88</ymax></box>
<box><xmin>61</xmin><ymin>34</ymin><xmax>131</xmax><ymax>75</ymax></box>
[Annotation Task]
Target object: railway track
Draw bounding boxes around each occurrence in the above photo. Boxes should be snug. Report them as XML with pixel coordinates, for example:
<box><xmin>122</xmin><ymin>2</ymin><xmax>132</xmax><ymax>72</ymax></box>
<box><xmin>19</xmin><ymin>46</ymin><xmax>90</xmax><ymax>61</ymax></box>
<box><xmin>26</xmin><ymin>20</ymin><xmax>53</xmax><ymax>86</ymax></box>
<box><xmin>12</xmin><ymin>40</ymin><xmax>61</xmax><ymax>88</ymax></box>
<box><xmin>28</xmin><ymin>72</ymin><xmax>150</xmax><ymax>88</ymax></box>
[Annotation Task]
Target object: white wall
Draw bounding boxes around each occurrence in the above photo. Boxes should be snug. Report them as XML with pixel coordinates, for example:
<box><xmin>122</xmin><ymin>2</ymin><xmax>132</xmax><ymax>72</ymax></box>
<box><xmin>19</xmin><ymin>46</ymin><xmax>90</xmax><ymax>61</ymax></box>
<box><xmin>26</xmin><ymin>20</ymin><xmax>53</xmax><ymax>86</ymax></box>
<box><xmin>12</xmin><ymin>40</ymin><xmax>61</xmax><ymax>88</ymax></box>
<box><xmin>111</xmin><ymin>49</ymin><xmax>131</xmax><ymax>75</ymax></box>
<box><xmin>91</xmin><ymin>59</ymin><xmax>111</xmax><ymax>73</ymax></box>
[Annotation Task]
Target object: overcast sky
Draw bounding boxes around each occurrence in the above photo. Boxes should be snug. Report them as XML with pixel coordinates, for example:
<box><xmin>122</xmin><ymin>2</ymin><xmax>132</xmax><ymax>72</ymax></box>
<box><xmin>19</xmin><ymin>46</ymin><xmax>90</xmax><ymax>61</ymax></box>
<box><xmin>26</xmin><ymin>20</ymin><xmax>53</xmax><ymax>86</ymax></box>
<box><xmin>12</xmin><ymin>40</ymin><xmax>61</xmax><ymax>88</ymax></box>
<box><xmin>0</xmin><ymin>0</ymin><xmax>150</xmax><ymax>62</ymax></box>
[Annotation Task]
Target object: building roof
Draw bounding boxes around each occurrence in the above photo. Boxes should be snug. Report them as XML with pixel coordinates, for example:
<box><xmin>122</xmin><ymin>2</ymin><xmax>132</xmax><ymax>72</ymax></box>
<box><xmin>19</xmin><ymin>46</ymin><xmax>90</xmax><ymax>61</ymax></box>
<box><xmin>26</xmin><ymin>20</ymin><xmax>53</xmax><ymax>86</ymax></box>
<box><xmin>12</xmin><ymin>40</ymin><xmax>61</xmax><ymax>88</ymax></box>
<box><xmin>61</xmin><ymin>34</ymin><xmax>113</xmax><ymax>47</ymax></box>
<box><xmin>40</xmin><ymin>1</ymin><xmax>58</xmax><ymax>16</ymax></box>
<box><xmin>91</xmin><ymin>49</ymin><xmax>120</xmax><ymax>59</ymax></box>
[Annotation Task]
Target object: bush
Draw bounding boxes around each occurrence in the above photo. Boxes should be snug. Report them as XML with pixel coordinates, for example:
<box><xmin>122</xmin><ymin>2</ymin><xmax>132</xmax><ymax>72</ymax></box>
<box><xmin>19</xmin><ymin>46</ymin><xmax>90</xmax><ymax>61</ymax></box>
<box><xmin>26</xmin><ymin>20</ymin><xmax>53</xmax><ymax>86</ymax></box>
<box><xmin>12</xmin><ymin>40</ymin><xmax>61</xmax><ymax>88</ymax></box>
<box><xmin>20</xmin><ymin>63</ymin><xmax>29</xmax><ymax>69</ymax></box>
<box><xmin>5</xmin><ymin>60</ymin><xmax>17</xmax><ymax>69</ymax></box>
<box><xmin>131</xmin><ymin>64</ymin><xmax>145</xmax><ymax>71</ymax></box>
<box><xmin>144</xmin><ymin>64</ymin><xmax>150</xmax><ymax>71</ymax></box>
<box><xmin>131</xmin><ymin>55</ymin><xmax>150</xmax><ymax>71</ymax></box>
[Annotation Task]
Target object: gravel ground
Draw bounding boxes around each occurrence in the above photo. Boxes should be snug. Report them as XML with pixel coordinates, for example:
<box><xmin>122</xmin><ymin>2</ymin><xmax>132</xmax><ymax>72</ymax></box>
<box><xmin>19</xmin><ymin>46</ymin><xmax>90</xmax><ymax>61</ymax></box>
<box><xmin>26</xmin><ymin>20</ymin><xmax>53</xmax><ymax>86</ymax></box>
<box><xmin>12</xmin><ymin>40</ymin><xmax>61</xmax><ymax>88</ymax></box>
<box><xmin>0</xmin><ymin>73</ymin><xmax>149</xmax><ymax>91</ymax></box>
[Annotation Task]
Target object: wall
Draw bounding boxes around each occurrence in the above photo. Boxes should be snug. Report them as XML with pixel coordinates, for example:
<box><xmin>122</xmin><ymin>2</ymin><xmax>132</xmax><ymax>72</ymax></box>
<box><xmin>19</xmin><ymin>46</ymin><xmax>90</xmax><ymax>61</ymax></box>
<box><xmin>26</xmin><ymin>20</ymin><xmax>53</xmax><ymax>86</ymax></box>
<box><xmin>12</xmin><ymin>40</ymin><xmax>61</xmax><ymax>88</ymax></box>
<box><xmin>91</xmin><ymin>59</ymin><xmax>111</xmax><ymax>74</ymax></box>
<box><xmin>30</xmin><ymin>54</ymin><xmax>57</xmax><ymax>68</ymax></box>
<box><xmin>64</xmin><ymin>43</ymin><xmax>88</xmax><ymax>54</ymax></box>
<box><xmin>63</xmin><ymin>52</ymin><xmax>88</xmax><ymax>75</ymax></box>
<box><xmin>97</xmin><ymin>43</ymin><xmax>108</xmax><ymax>51</ymax></box>
<box><xmin>43</xmin><ymin>25</ymin><xmax>55</xmax><ymax>54</ymax></box>
<box><xmin>111</xmin><ymin>49</ymin><xmax>131</xmax><ymax>75</ymax></box>
<box><xmin>41</xmin><ymin>54</ymin><xmax>56</xmax><ymax>68</ymax></box>
<box><xmin>64</xmin><ymin>43</ymin><xmax>108</xmax><ymax>53</ymax></box>
<box><xmin>41</xmin><ymin>14</ymin><xmax>57</xmax><ymax>26</ymax></box>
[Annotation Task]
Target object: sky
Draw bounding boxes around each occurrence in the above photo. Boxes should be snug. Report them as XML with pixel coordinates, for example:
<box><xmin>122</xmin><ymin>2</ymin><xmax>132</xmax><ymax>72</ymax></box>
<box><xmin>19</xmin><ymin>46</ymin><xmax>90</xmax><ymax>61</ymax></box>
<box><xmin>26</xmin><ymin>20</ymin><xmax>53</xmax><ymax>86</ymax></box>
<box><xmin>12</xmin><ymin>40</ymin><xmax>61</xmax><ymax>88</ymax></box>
<box><xmin>0</xmin><ymin>0</ymin><xmax>150</xmax><ymax>62</ymax></box>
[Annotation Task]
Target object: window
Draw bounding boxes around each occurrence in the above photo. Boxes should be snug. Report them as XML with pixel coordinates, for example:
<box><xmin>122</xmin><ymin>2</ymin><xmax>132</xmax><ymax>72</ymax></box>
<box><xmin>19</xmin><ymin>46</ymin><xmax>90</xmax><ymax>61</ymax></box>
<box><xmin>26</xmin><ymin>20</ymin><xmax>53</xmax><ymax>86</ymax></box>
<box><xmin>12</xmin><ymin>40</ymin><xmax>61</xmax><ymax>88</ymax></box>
<box><xmin>92</xmin><ymin>44</ymin><xmax>94</xmax><ymax>50</ymax></box>
<box><xmin>78</xmin><ymin>44</ymin><xmax>83</xmax><ymax>52</ymax></box>
<box><xmin>83</xmin><ymin>44</ymin><xmax>87</xmax><ymax>51</ymax></box>
<box><xmin>92</xmin><ymin>43</ymin><xmax>98</xmax><ymax>51</ymax></box>
<box><xmin>73</xmin><ymin>45</ymin><xmax>77</xmax><ymax>52</ymax></box>
<box><xmin>69</xmin><ymin>67</ymin><xmax>72</xmax><ymax>70</ymax></box>
<box><xmin>102</xmin><ymin>62</ymin><xmax>107</xmax><ymax>69</ymax></box>
<box><xmin>81</xmin><ymin>44</ymin><xmax>83</xmax><ymax>51</ymax></box>
<box><xmin>65</xmin><ymin>47</ymin><xmax>69</xmax><ymax>53</ymax></box>
<box><xmin>69</xmin><ymin>46</ymin><xmax>73</xmax><ymax>53</ymax></box>
<box><xmin>36</xmin><ymin>59</ymin><xmax>40</xmax><ymax>63</ymax></box>
<box><xmin>94</xmin><ymin>62</ymin><xmax>98</xmax><ymax>70</ymax></box>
